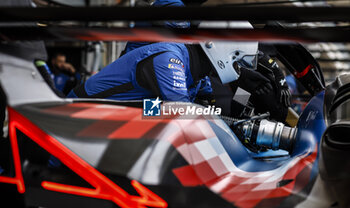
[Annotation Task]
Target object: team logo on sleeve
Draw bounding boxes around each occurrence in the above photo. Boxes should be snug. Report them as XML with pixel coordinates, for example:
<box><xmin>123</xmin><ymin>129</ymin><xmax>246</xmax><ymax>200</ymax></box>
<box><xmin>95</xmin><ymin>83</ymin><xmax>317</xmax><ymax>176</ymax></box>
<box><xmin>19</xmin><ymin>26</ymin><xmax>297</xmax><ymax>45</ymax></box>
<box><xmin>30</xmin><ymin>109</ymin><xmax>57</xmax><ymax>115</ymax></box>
<box><xmin>143</xmin><ymin>97</ymin><xmax>162</xmax><ymax>116</ymax></box>
<box><xmin>169</xmin><ymin>58</ymin><xmax>184</xmax><ymax>68</ymax></box>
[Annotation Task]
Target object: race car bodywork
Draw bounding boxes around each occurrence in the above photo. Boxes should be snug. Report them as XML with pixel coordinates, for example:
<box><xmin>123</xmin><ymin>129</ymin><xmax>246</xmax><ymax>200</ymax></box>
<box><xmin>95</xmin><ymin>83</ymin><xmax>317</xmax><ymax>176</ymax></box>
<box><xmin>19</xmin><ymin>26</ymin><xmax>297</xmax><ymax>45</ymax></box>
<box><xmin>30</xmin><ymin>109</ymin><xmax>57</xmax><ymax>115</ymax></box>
<box><xmin>0</xmin><ymin>49</ymin><xmax>349</xmax><ymax>208</ymax></box>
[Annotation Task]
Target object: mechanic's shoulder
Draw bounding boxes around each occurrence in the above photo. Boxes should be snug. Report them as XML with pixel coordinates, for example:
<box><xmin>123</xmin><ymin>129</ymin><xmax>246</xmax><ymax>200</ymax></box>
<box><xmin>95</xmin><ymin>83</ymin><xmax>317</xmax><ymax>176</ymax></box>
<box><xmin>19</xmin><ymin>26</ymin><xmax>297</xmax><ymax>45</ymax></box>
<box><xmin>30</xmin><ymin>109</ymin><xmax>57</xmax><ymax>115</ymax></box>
<box><xmin>151</xmin><ymin>42</ymin><xmax>186</xmax><ymax>51</ymax></box>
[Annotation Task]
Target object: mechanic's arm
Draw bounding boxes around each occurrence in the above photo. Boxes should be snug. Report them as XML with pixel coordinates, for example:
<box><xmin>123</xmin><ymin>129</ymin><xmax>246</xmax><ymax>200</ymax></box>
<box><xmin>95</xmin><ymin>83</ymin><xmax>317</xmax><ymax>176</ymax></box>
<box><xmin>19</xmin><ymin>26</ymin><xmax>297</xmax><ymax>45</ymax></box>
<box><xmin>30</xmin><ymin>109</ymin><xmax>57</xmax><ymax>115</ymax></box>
<box><xmin>152</xmin><ymin>52</ymin><xmax>190</xmax><ymax>102</ymax></box>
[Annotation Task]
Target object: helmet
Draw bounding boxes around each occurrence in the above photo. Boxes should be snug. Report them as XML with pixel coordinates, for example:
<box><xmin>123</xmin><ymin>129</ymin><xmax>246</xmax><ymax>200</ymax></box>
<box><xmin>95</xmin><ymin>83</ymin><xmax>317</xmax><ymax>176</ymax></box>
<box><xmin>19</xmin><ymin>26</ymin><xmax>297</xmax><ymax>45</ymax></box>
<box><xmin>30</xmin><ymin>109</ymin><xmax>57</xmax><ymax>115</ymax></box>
<box><xmin>199</xmin><ymin>41</ymin><xmax>258</xmax><ymax>84</ymax></box>
<box><xmin>198</xmin><ymin>21</ymin><xmax>258</xmax><ymax>84</ymax></box>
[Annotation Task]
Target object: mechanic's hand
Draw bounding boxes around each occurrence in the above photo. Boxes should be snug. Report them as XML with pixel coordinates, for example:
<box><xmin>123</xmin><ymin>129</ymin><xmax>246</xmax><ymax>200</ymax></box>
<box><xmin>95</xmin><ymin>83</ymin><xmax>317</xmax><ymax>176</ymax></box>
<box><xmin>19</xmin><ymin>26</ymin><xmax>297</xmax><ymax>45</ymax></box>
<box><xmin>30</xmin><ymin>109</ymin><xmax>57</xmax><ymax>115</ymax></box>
<box><xmin>278</xmin><ymin>79</ymin><xmax>292</xmax><ymax>107</ymax></box>
<box><xmin>256</xmin><ymin>82</ymin><xmax>273</xmax><ymax>95</ymax></box>
<box><xmin>238</xmin><ymin>67</ymin><xmax>273</xmax><ymax>95</ymax></box>
<box><xmin>273</xmin><ymin>66</ymin><xmax>291</xmax><ymax>107</ymax></box>
<box><xmin>257</xmin><ymin>52</ymin><xmax>291</xmax><ymax>107</ymax></box>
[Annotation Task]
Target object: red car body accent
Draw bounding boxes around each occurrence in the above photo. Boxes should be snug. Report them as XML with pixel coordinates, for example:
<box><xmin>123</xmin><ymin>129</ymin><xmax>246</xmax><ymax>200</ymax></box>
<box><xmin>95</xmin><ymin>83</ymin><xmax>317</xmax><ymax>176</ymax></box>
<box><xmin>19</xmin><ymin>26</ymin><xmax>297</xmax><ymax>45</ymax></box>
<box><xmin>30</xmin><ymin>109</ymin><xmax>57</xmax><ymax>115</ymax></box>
<box><xmin>172</xmin><ymin>165</ymin><xmax>202</xmax><ymax>186</ymax></box>
<box><xmin>295</xmin><ymin>64</ymin><xmax>313</xmax><ymax>78</ymax></box>
<box><xmin>0</xmin><ymin>107</ymin><xmax>26</xmax><ymax>194</ymax></box>
<box><xmin>7</xmin><ymin>107</ymin><xmax>167</xmax><ymax>208</ymax></box>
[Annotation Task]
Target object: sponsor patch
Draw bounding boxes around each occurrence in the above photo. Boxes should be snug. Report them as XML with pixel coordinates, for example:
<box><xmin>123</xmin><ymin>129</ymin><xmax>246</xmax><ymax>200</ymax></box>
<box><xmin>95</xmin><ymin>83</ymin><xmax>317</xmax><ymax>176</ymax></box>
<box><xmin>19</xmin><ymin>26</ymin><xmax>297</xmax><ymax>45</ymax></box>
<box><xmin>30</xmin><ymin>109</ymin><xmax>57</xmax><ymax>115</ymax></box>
<box><xmin>173</xmin><ymin>71</ymin><xmax>185</xmax><ymax>77</ymax></box>
<box><xmin>173</xmin><ymin>75</ymin><xmax>186</xmax><ymax>81</ymax></box>
<box><xmin>168</xmin><ymin>64</ymin><xmax>185</xmax><ymax>72</ymax></box>
<box><xmin>169</xmin><ymin>58</ymin><xmax>184</xmax><ymax>67</ymax></box>
<box><xmin>173</xmin><ymin>80</ymin><xmax>186</xmax><ymax>89</ymax></box>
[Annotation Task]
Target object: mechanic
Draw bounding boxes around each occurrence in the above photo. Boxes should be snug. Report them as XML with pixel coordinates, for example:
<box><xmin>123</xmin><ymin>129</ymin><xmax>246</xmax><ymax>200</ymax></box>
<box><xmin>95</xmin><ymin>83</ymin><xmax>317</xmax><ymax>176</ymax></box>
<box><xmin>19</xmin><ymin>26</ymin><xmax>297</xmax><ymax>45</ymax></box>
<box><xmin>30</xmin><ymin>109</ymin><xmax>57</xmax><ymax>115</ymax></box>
<box><xmin>67</xmin><ymin>41</ymin><xmax>219</xmax><ymax>102</ymax></box>
<box><xmin>126</xmin><ymin>9</ymin><xmax>292</xmax><ymax>121</ymax></box>
<box><xmin>50</xmin><ymin>53</ymin><xmax>80</xmax><ymax>95</ymax></box>
<box><xmin>68</xmin><ymin>1</ymin><xmax>290</xmax><ymax>112</ymax></box>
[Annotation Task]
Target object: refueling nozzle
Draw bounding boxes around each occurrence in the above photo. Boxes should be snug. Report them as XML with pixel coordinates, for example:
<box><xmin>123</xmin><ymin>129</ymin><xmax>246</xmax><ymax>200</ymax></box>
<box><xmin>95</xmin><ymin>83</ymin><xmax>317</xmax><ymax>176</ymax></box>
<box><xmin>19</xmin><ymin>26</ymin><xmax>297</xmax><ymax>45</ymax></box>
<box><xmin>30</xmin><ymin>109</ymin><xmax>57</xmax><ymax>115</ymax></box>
<box><xmin>242</xmin><ymin>119</ymin><xmax>297</xmax><ymax>152</ymax></box>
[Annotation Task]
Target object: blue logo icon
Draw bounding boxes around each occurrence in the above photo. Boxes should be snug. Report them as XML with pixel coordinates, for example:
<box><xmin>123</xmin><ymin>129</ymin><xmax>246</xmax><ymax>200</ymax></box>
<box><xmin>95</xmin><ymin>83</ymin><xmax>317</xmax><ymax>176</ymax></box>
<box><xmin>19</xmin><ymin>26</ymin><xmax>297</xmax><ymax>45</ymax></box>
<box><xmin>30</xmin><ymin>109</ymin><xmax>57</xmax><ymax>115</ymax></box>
<box><xmin>143</xmin><ymin>97</ymin><xmax>162</xmax><ymax>116</ymax></box>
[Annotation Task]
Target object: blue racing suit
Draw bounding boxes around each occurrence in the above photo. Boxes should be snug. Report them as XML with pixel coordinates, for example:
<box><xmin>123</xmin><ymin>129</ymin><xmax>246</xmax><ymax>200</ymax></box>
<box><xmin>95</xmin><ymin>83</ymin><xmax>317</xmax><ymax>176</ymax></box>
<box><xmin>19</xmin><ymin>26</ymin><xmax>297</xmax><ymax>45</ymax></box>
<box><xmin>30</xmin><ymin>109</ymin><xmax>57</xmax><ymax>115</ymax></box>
<box><xmin>68</xmin><ymin>42</ymin><xmax>209</xmax><ymax>102</ymax></box>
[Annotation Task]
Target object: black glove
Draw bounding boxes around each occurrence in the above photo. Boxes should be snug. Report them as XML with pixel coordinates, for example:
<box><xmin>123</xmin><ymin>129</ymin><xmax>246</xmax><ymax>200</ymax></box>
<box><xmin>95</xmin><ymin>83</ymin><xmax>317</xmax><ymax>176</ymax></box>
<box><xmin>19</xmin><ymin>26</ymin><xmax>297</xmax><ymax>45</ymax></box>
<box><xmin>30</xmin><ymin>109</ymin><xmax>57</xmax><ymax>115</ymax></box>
<box><xmin>257</xmin><ymin>52</ymin><xmax>291</xmax><ymax>107</ymax></box>
<box><xmin>237</xmin><ymin>67</ymin><xmax>273</xmax><ymax>96</ymax></box>
<box><xmin>272</xmin><ymin>66</ymin><xmax>292</xmax><ymax>108</ymax></box>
